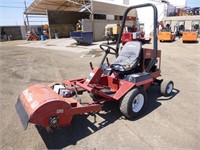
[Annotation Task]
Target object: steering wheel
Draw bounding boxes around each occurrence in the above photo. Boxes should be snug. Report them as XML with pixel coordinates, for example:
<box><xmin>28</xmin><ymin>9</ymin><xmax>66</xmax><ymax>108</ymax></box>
<box><xmin>100</xmin><ymin>44</ymin><xmax>116</xmax><ymax>55</ymax></box>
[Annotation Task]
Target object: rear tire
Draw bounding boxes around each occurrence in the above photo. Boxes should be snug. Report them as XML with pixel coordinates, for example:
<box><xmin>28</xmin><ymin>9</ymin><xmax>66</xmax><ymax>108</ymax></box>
<box><xmin>120</xmin><ymin>87</ymin><xmax>147</xmax><ymax>119</ymax></box>
<box><xmin>160</xmin><ymin>80</ymin><xmax>174</xmax><ymax>96</ymax></box>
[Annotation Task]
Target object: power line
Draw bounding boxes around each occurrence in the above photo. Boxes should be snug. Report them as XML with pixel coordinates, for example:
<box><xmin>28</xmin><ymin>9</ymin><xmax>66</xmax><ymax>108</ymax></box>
<box><xmin>0</xmin><ymin>2</ymin><xmax>24</xmax><ymax>4</ymax></box>
<box><xmin>0</xmin><ymin>0</ymin><xmax>33</xmax><ymax>6</ymax></box>
<box><xmin>0</xmin><ymin>5</ymin><xmax>25</xmax><ymax>8</ymax></box>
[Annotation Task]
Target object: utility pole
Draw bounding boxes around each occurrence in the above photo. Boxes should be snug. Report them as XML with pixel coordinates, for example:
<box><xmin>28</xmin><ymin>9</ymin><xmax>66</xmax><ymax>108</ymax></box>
<box><xmin>24</xmin><ymin>0</ymin><xmax>29</xmax><ymax>32</ymax></box>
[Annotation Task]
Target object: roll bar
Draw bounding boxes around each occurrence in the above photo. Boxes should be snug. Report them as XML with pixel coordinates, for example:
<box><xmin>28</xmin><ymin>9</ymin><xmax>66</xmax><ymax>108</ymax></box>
<box><xmin>116</xmin><ymin>3</ymin><xmax>158</xmax><ymax>72</ymax></box>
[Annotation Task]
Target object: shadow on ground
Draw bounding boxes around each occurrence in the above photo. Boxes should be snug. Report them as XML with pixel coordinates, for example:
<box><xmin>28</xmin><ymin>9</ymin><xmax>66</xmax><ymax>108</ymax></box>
<box><xmin>69</xmin><ymin>43</ymin><xmax>98</xmax><ymax>47</ymax></box>
<box><xmin>36</xmin><ymin>85</ymin><xmax>179</xmax><ymax>149</ymax></box>
<box><xmin>182</xmin><ymin>40</ymin><xmax>199</xmax><ymax>44</ymax></box>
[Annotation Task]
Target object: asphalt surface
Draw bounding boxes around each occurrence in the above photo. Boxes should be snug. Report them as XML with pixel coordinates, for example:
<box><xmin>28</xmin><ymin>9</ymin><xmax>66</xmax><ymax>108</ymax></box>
<box><xmin>0</xmin><ymin>38</ymin><xmax>199</xmax><ymax>150</ymax></box>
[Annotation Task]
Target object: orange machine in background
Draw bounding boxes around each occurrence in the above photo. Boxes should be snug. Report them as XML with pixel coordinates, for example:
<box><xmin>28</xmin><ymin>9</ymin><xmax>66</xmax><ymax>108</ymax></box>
<box><xmin>182</xmin><ymin>21</ymin><xmax>199</xmax><ymax>43</ymax></box>
<box><xmin>182</xmin><ymin>31</ymin><xmax>198</xmax><ymax>42</ymax></box>
<box><xmin>158</xmin><ymin>21</ymin><xmax>176</xmax><ymax>42</ymax></box>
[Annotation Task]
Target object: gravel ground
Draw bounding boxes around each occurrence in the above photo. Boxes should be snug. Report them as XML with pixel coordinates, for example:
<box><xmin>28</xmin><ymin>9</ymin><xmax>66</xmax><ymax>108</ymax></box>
<box><xmin>0</xmin><ymin>38</ymin><xmax>199</xmax><ymax>150</ymax></box>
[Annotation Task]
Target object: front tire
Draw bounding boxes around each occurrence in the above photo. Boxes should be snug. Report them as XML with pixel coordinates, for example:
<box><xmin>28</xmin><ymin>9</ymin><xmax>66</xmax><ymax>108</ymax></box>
<box><xmin>120</xmin><ymin>88</ymin><xmax>147</xmax><ymax>119</ymax></box>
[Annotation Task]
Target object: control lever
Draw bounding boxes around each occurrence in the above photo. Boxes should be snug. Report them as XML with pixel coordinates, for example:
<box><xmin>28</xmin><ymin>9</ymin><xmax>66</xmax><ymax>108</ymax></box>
<box><xmin>106</xmin><ymin>57</ymin><xmax>110</xmax><ymax>66</ymax></box>
<box><xmin>90</xmin><ymin>62</ymin><xmax>94</xmax><ymax>70</ymax></box>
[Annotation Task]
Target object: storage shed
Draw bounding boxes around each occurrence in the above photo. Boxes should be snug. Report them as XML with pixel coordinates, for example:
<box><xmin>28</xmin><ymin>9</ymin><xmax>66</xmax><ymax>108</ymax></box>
<box><xmin>24</xmin><ymin>0</ymin><xmax>137</xmax><ymax>41</ymax></box>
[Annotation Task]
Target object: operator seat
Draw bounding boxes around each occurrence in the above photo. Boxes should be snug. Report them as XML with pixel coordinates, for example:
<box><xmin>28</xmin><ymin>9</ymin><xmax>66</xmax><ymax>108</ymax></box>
<box><xmin>111</xmin><ymin>41</ymin><xmax>142</xmax><ymax>72</ymax></box>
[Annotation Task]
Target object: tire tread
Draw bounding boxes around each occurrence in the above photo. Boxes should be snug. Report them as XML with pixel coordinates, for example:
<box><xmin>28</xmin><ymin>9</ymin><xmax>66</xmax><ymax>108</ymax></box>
<box><xmin>120</xmin><ymin>88</ymin><xmax>147</xmax><ymax>119</ymax></box>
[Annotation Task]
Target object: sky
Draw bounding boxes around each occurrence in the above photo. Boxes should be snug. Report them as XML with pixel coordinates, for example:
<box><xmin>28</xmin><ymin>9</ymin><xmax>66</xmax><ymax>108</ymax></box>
<box><xmin>0</xmin><ymin>0</ymin><xmax>200</xmax><ymax>26</ymax></box>
<box><xmin>0</xmin><ymin>0</ymin><xmax>47</xmax><ymax>26</ymax></box>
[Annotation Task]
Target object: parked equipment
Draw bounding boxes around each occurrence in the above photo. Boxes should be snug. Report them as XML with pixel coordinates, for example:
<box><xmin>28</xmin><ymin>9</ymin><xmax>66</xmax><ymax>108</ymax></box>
<box><xmin>16</xmin><ymin>3</ymin><xmax>174</xmax><ymax>130</ymax></box>
<box><xmin>104</xmin><ymin>24</ymin><xmax>120</xmax><ymax>44</ymax></box>
<box><xmin>70</xmin><ymin>31</ymin><xmax>93</xmax><ymax>45</ymax></box>
<box><xmin>26</xmin><ymin>25</ymin><xmax>49</xmax><ymax>41</ymax></box>
<box><xmin>26</xmin><ymin>30</ymin><xmax>40</xmax><ymax>41</ymax></box>
<box><xmin>158</xmin><ymin>21</ymin><xmax>176</xmax><ymax>42</ymax></box>
<box><xmin>122</xmin><ymin>18</ymin><xmax>151</xmax><ymax>45</ymax></box>
<box><xmin>70</xmin><ymin>20</ymin><xmax>93</xmax><ymax>45</ymax></box>
<box><xmin>122</xmin><ymin>29</ymin><xmax>151</xmax><ymax>45</ymax></box>
<box><xmin>182</xmin><ymin>21</ymin><xmax>199</xmax><ymax>43</ymax></box>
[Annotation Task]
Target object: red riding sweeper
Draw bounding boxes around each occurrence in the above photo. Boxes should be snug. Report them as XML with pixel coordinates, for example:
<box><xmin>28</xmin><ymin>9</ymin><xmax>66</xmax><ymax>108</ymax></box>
<box><xmin>16</xmin><ymin>3</ymin><xmax>174</xmax><ymax>130</ymax></box>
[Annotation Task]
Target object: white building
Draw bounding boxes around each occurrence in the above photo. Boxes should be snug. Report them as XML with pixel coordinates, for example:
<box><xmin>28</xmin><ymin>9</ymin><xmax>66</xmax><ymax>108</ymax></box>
<box><xmin>106</xmin><ymin>0</ymin><xmax>186</xmax><ymax>36</ymax></box>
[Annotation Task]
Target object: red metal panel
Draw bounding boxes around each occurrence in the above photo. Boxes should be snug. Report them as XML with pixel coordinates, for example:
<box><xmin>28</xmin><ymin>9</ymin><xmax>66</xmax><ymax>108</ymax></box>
<box><xmin>113</xmin><ymin>81</ymin><xmax>135</xmax><ymax>100</ymax></box>
<box><xmin>122</xmin><ymin>32</ymin><xmax>132</xmax><ymax>43</ymax></box>
<box><xmin>99</xmin><ymin>76</ymin><xmax>108</xmax><ymax>86</ymax></box>
<box><xmin>63</xmin><ymin>78</ymin><xmax>86</xmax><ymax>86</ymax></box>
<box><xmin>150</xmin><ymin>70</ymin><xmax>161</xmax><ymax>79</ymax></box>
<box><xmin>30</xmin><ymin>101</ymin><xmax>73</xmax><ymax>127</ymax></box>
<box><xmin>100</xmin><ymin>75</ymin><xmax>120</xmax><ymax>91</ymax></box>
<box><xmin>64</xmin><ymin>103</ymin><xmax>102</xmax><ymax>115</ymax></box>
<box><xmin>143</xmin><ymin>82</ymin><xmax>152</xmax><ymax>91</ymax></box>
<box><xmin>143</xmin><ymin>49</ymin><xmax>161</xmax><ymax>59</ymax></box>
<box><xmin>19</xmin><ymin>84</ymin><xmax>72</xmax><ymax>127</ymax></box>
<box><xmin>19</xmin><ymin>84</ymin><xmax>70</xmax><ymax>115</ymax></box>
<box><xmin>142</xmin><ymin>49</ymin><xmax>161</xmax><ymax>71</ymax></box>
<box><xmin>144</xmin><ymin>49</ymin><xmax>153</xmax><ymax>59</ymax></box>
<box><xmin>91</xmin><ymin>88</ymin><xmax>114</xmax><ymax>101</ymax></box>
<box><xmin>76</xmin><ymin>82</ymin><xmax>92</xmax><ymax>92</ymax></box>
<box><xmin>18</xmin><ymin>84</ymin><xmax>102</xmax><ymax>127</ymax></box>
<box><xmin>84</xmin><ymin>67</ymin><xmax>103</xmax><ymax>85</ymax></box>
<box><xmin>107</xmin><ymin>76</ymin><xmax>119</xmax><ymax>91</ymax></box>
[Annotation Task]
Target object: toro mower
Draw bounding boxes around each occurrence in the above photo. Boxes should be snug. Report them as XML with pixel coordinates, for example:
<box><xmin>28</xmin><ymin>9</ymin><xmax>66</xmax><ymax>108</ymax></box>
<box><xmin>16</xmin><ymin>3</ymin><xmax>174</xmax><ymax>130</ymax></box>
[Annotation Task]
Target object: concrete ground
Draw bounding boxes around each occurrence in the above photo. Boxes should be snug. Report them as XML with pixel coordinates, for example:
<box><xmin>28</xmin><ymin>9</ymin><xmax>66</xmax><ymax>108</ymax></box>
<box><xmin>0</xmin><ymin>38</ymin><xmax>199</xmax><ymax>150</ymax></box>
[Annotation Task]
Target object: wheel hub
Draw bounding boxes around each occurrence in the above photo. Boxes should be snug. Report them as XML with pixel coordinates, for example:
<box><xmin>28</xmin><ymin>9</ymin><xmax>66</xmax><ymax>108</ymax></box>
<box><xmin>167</xmin><ymin>83</ymin><xmax>173</xmax><ymax>94</ymax></box>
<box><xmin>132</xmin><ymin>94</ymin><xmax>144</xmax><ymax>113</ymax></box>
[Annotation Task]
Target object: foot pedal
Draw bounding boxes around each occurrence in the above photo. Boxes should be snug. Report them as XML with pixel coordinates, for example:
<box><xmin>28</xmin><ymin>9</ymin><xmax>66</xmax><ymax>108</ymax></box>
<box><xmin>100</xmin><ymin>88</ymin><xmax>115</xmax><ymax>94</ymax></box>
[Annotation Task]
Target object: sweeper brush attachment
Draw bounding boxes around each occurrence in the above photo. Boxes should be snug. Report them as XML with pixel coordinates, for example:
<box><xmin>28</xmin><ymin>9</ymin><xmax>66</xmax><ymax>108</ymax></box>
<box><xmin>15</xmin><ymin>84</ymin><xmax>73</xmax><ymax>129</ymax></box>
<box><xmin>15</xmin><ymin>84</ymin><xmax>101</xmax><ymax>129</ymax></box>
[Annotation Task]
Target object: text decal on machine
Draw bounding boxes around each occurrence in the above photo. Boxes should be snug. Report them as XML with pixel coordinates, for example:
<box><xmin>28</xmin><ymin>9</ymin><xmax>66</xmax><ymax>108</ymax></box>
<box><xmin>86</xmin><ymin>72</ymin><xmax>94</xmax><ymax>82</ymax></box>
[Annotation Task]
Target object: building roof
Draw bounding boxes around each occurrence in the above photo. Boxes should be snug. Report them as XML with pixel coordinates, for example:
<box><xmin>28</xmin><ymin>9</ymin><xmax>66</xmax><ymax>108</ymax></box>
<box><xmin>25</xmin><ymin>0</ymin><xmax>136</xmax><ymax>17</ymax></box>
<box><xmin>24</xmin><ymin>0</ymin><xmax>90</xmax><ymax>15</ymax></box>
